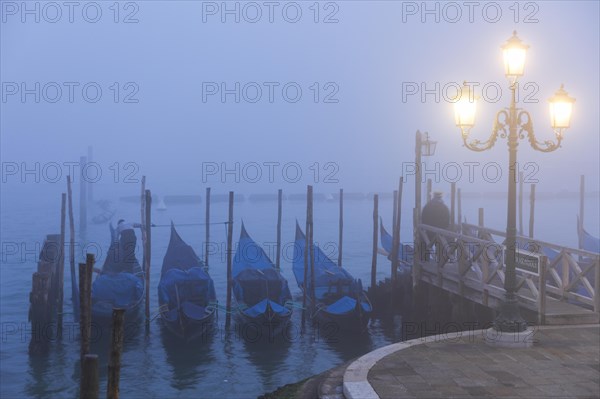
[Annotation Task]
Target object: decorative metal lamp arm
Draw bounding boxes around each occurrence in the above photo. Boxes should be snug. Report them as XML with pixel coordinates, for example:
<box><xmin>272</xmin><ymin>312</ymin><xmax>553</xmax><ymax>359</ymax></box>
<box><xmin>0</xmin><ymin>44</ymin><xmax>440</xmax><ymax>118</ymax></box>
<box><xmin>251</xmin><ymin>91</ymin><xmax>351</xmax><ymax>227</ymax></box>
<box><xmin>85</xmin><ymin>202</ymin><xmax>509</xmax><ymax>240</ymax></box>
<box><xmin>462</xmin><ymin>109</ymin><xmax>509</xmax><ymax>152</ymax></box>
<box><xmin>518</xmin><ymin>110</ymin><xmax>563</xmax><ymax>153</ymax></box>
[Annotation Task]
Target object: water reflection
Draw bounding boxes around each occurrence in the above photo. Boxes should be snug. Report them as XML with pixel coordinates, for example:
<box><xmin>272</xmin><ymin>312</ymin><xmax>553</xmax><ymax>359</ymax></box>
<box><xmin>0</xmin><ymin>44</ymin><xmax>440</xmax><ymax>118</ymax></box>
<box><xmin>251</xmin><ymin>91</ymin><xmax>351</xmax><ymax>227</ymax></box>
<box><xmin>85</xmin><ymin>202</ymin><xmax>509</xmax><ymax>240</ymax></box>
<box><xmin>241</xmin><ymin>324</ymin><xmax>292</xmax><ymax>388</ymax></box>
<box><xmin>160</xmin><ymin>327</ymin><xmax>215</xmax><ymax>391</ymax></box>
<box><xmin>26</xmin><ymin>353</ymin><xmax>51</xmax><ymax>399</ymax></box>
<box><xmin>324</xmin><ymin>329</ymin><xmax>374</xmax><ymax>362</ymax></box>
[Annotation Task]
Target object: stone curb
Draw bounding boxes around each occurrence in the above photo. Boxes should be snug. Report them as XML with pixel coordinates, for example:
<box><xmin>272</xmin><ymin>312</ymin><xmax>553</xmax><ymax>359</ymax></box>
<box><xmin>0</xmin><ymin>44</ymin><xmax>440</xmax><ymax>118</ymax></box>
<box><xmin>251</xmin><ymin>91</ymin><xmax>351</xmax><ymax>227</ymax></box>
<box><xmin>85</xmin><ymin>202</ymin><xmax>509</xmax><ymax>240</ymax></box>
<box><xmin>342</xmin><ymin>324</ymin><xmax>600</xmax><ymax>399</ymax></box>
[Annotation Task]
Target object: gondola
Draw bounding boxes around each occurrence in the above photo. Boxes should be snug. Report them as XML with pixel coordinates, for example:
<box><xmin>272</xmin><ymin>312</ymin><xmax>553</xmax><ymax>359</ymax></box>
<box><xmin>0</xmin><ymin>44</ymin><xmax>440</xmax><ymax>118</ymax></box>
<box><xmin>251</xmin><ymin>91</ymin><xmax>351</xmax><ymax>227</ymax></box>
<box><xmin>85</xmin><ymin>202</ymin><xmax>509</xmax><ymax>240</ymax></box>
<box><xmin>158</xmin><ymin>223</ymin><xmax>217</xmax><ymax>341</ymax></box>
<box><xmin>91</xmin><ymin>224</ymin><xmax>145</xmax><ymax>322</ymax></box>
<box><xmin>293</xmin><ymin>223</ymin><xmax>372</xmax><ymax>332</ymax></box>
<box><xmin>232</xmin><ymin>224</ymin><xmax>293</xmax><ymax>334</ymax></box>
<box><xmin>379</xmin><ymin>218</ymin><xmax>413</xmax><ymax>273</ymax></box>
<box><xmin>581</xmin><ymin>228</ymin><xmax>600</xmax><ymax>253</ymax></box>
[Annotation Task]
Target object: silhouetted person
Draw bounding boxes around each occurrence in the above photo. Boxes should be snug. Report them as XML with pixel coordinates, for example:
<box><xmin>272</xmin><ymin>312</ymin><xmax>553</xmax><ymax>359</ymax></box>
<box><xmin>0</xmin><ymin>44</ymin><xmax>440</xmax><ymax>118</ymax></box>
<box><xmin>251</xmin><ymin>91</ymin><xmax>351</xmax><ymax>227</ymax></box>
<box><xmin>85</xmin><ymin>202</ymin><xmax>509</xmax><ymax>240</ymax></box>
<box><xmin>421</xmin><ymin>192</ymin><xmax>450</xmax><ymax>261</ymax></box>
<box><xmin>422</xmin><ymin>192</ymin><xmax>450</xmax><ymax>229</ymax></box>
<box><xmin>103</xmin><ymin>219</ymin><xmax>142</xmax><ymax>274</ymax></box>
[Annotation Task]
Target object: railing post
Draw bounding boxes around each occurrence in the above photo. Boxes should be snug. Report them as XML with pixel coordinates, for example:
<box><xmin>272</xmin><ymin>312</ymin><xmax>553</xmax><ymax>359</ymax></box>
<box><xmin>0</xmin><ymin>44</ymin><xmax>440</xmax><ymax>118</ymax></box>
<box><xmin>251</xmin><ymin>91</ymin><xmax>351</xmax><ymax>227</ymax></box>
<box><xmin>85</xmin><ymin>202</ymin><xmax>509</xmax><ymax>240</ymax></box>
<box><xmin>538</xmin><ymin>256</ymin><xmax>547</xmax><ymax>325</ymax></box>
<box><xmin>561</xmin><ymin>255</ymin><xmax>569</xmax><ymax>299</ymax></box>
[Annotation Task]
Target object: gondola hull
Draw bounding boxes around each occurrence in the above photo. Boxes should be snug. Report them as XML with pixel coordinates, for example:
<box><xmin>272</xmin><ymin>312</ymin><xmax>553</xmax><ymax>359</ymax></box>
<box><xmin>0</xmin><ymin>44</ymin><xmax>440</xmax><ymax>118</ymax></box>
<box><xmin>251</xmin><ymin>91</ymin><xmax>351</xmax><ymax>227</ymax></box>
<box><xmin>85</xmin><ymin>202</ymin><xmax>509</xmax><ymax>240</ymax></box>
<box><xmin>233</xmin><ymin>299</ymin><xmax>292</xmax><ymax>339</ymax></box>
<box><xmin>293</xmin><ymin>223</ymin><xmax>373</xmax><ymax>332</ymax></box>
<box><xmin>160</xmin><ymin>307</ymin><xmax>216</xmax><ymax>342</ymax></box>
<box><xmin>304</xmin><ymin>292</ymin><xmax>371</xmax><ymax>334</ymax></box>
<box><xmin>315</xmin><ymin>307</ymin><xmax>370</xmax><ymax>334</ymax></box>
<box><xmin>92</xmin><ymin>273</ymin><xmax>145</xmax><ymax>323</ymax></box>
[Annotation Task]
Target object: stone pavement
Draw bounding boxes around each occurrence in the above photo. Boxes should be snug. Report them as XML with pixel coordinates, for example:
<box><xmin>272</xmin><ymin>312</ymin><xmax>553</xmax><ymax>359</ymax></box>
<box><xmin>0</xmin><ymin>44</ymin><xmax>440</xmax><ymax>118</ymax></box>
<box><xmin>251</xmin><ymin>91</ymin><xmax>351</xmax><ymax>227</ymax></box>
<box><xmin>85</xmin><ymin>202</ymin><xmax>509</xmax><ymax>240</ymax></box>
<box><xmin>367</xmin><ymin>325</ymin><xmax>599</xmax><ymax>398</ymax></box>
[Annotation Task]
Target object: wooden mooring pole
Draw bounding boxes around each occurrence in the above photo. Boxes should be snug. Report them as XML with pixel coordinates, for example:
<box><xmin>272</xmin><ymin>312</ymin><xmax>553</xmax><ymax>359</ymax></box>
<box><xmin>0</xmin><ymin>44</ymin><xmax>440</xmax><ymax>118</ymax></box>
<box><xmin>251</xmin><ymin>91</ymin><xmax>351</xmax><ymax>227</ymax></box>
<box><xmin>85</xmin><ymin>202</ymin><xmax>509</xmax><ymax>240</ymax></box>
<box><xmin>478</xmin><ymin>208</ymin><xmax>484</xmax><ymax>232</ymax></box>
<box><xmin>301</xmin><ymin>186</ymin><xmax>310</xmax><ymax>329</ymax></box>
<box><xmin>106</xmin><ymin>308</ymin><xmax>125</xmax><ymax>399</ymax></box>
<box><xmin>450</xmin><ymin>182</ymin><xmax>456</xmax><ymax>228</ymax></box>
<box><xmin>58</xmin><ymin>193</ymin><xmax>66</xmax><ymax>336</ymax></box>
<box><xmin>371</xmin><ymin>194</ymin><xmax>379</xmax><ymax>292</ymax></box>
<box><xmin>80</xmin><ymin>354</ymin><xmax>99</xmax><ymax>399</ymax></box>
<box><xmin>308</xmin><ymin>186</ymin><xmax>315</xmax><ymax>312</ymax></box>
<box><xmin>139</xmin><ymin>177</ymin><xmax>147</xmax><ymax>323</ymax></box>
<box><xmin>79</xmin><ymin>156</ymin><xmax>87</xmax><ymax>233</ymax></box>
<box><xmin>87</xmin><ymin>146</ymin><xmax>94</xmax><ymax>203</ymax></box>
<box><xmin>391</xmin><ymin>179</ymin><xmax>403</xmax><ymax>305</ymax></box>
<box><xmin>338</xmin><ymin>188</ymin><xmax>343</xmax><ymax>267</ymax></box>
<box><xmin>79</xmin><ymin>254</ymin><xmax>94</xmax><ymax>363</ymax></box>
<box><xmin>205</xmin><ymin>187</ymin><xmax>211</xmax><ymax>268</ymax></box>
<box><xmin>457</xmin><ymin>188</ymin><xmax>462</xmax><ymax>231</ymax></box>
<box><xmin>144</xmin><ymin>189</ymin><xmax>152</xmax><ymax>324</ymax></box>
<box><xmin>67</xmin><ymin>176</ymin><xmax>79</xmax><ymax>320</ymax></box>
<box><xmin>412</xmin><ymin>207</ymin><xmax>420</xmax><ymax>289</ymax></box>
<box><xmin>28</xmin><ymin>271</ymin><xmax>50</xmax><ymax>355</ymax></box>
<box><xmin>426</xmin><ymin>179</ymin><xmax>432</xmax><ymax>203</ymax></box>
<box><xmin>225</xmin><ymin>191</ymin><xmax>234</xmax><ymax>329</ymax></box>
<box><xmin>529</xmin><ymin>184</ymin><xmax>536</xmax><ymax>239</ymax></box>
<box><xmin>390</xmin><ymin>189</ymin><xmax>399</xmax><ymax>301</ymax></box>
<box><xmin>276</xmin><ymin>189</ymin><xmax>282</xmax><ymax>271</ymax></box>
<box><xmin>579</xmin><ymin>175</ymin><xmax>585</xmax><ymax>249</ymax></box>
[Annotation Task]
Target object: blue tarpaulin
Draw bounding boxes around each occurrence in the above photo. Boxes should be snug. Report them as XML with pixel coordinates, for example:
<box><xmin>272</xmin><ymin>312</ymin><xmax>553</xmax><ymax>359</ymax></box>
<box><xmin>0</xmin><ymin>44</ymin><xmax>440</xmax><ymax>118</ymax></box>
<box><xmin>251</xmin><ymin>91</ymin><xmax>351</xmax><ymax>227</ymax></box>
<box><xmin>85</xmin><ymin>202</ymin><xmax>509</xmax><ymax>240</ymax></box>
<box><xmin>92</xmin><ymin>273</ymin><xmax>143</xmax><ymax>308</ymax></box>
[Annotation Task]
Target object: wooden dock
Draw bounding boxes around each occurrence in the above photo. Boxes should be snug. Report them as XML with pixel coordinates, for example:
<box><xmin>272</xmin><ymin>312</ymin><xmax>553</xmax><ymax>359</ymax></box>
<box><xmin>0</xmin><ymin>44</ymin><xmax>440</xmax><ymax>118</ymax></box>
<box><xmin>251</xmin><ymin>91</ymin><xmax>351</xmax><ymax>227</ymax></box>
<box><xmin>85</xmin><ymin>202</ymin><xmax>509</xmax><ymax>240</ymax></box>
<box><xmin>413</xmin><ymin>222</ymin><xmax>600</xmax><ymax>325</ymax></box>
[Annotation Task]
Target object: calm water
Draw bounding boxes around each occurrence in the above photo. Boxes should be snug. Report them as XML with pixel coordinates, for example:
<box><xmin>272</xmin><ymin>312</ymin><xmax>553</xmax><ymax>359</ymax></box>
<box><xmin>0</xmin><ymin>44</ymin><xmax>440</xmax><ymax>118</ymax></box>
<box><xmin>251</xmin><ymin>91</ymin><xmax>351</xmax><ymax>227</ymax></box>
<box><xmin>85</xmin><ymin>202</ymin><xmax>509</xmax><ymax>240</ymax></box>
<box><xmin>1</xmin><ymin>188</ymin><xmax>598</xmax><ymax>398</ymax></box>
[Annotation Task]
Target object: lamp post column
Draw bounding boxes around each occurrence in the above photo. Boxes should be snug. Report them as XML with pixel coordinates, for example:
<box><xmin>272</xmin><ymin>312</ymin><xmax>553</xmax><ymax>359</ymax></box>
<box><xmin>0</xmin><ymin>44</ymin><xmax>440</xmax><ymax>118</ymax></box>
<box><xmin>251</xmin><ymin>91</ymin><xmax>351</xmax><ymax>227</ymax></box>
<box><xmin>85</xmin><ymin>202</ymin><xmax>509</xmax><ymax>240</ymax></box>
<box><xmin>495</xmin><ymin>83</ymin><xmax>527</xmax><ymax>332</ymax></box>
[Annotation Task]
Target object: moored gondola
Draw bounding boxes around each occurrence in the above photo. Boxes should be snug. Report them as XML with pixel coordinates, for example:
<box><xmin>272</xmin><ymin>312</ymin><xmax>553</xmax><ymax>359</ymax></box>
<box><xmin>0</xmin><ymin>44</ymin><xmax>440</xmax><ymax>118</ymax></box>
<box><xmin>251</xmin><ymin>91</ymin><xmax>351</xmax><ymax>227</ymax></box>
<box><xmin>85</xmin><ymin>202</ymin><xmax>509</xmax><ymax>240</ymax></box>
<box><xmin>91</xmin><ymin>224</ymin><xmax>145</xmax><ymax>322</ymax></box>
<box><xmin>158</xmin><ymin>223</ymin><xmax>217</xmax><ymax>341</ymax></box>
<box><xmin>232</xmin><ymin>223</ymin><xmax>293</xmax><ymax>336</ymax></box>
<box><xmin>293</xmin><ymin>223</ymin><xmax>372</xmax><ymax>332</ymax></box>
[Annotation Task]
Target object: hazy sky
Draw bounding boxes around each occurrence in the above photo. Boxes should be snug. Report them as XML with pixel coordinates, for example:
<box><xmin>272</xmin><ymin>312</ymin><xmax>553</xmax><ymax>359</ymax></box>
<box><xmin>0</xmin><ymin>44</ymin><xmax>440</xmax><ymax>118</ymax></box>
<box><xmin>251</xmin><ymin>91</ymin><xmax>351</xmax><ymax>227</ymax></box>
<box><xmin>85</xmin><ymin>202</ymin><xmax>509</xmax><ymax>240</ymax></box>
<box><xmin>1</xmin><ymin>1</ymin><xmax>598</xmax><ymax>198</ymax></box>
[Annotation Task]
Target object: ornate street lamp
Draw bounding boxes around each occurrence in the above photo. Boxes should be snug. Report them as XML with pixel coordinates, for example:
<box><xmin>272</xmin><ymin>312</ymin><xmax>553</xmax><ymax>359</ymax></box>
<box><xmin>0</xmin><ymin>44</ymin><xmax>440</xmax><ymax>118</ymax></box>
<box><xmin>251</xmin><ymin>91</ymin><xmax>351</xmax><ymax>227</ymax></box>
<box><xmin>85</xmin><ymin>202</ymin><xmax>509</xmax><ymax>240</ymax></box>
<box><xmin>453</xmin><ymin>32</ymin><xmax>575</xmax><ymax>334</ymax></box>
<box><xmin>415</xmin><ymin>130</ymin><xmax>436</xmax><ymax>216</ymax></box>
<box><xmin>421</xmin><ymin>132</ymin><xmax>437</xmax><ymax>157</ymax></box>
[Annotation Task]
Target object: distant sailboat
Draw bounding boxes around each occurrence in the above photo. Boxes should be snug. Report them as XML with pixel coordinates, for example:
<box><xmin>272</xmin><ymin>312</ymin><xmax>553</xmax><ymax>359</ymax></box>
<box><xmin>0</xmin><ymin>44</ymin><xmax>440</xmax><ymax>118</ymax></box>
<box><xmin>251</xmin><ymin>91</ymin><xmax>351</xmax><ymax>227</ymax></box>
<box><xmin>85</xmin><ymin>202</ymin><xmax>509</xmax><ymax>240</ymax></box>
<box><xmin>157</xmin><ymin>196</ymin><xmax>167</xmax><ymax>211</ymax></box>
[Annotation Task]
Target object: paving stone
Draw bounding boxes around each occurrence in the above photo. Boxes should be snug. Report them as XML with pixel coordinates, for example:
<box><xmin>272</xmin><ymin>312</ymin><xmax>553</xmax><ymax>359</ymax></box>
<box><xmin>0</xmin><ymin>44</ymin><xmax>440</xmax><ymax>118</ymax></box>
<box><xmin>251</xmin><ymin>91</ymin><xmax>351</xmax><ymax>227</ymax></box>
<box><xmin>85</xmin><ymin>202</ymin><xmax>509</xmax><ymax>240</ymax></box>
<box><xmin>367</xmin><ymin>326</ymin><xmax>599</xmax><ymax>398</ymax></box>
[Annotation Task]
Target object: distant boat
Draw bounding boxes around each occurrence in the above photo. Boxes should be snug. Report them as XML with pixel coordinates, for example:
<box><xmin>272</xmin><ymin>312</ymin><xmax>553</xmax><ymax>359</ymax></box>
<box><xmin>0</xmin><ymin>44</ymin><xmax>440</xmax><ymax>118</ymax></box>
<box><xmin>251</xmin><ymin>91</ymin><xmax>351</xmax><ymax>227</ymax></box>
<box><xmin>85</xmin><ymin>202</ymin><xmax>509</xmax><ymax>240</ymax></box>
<box><xmin>91</xmin><ymin>224</ymin><xmax>145</xmax><ymax>322</ymax></box>
<box><xmin>157</xmin><ymin>197</ymin><xmax>167</xmax><ymax>211</ymax></box>
<box><xmin>232</xmin><ymin>224</ymin><xmax>293</xmax><ymax>333</ymax></box>
<box><xmin>158</xmin><ymin>223</ymin><xmax>216</xmax><ymax>341</ymax></box>
<box><xmin>379</xmin><ymin>218</ymin><xmax>413</xmax><ymax>272</ymax></box>
<box><xmin>293</xmin><ymin>223</ymin><xmax>372</xmax><ymax>332</ymax></box>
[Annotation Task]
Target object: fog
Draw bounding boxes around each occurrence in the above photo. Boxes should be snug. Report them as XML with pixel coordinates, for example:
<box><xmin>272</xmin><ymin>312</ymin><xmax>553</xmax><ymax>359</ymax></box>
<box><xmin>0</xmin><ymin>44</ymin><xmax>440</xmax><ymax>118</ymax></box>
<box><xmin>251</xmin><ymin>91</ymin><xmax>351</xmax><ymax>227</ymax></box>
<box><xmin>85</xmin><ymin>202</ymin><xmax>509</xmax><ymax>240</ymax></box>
<box><xmin>1</xmin><ymin>1</ymin><xmax>599</xmax><ymax>200</ymax></box>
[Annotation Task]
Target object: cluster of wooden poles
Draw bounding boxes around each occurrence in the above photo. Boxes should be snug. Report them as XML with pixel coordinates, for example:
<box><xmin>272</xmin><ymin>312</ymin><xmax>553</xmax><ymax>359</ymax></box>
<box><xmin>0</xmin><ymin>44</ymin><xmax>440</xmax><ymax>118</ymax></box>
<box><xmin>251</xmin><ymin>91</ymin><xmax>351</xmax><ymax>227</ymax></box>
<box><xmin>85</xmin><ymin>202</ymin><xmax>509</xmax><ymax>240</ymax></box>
<box><xmin>78</xmin><ymin>255</ymin><xmax>125</xmax><ymax>399</ymax></box>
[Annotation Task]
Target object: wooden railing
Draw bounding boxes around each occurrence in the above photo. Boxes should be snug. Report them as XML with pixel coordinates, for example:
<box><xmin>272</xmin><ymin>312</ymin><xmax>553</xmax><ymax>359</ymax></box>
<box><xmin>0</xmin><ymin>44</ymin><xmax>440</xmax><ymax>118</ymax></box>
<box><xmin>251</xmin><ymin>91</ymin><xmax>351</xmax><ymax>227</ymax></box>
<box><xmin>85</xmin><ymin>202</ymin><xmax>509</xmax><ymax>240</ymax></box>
<box><xmin>414</xmin><ymin>223</ymin><xmax>600</xmax><ymax>324</ymax></box>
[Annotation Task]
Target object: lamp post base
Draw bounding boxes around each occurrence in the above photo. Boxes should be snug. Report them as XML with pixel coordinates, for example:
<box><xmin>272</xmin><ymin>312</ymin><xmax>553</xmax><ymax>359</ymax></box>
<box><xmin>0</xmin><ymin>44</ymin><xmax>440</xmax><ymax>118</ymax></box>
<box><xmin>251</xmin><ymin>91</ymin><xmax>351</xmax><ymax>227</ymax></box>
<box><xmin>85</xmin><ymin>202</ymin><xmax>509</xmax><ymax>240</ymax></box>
<box><xmin>493</xmin><ymin>296</ymin><xmax>528</xmax><ymax>333</ymax></box>
<box><xmin>483</xmin><ymin>327</ymin><xmax>535</xmax><ymax>348</ymax></box>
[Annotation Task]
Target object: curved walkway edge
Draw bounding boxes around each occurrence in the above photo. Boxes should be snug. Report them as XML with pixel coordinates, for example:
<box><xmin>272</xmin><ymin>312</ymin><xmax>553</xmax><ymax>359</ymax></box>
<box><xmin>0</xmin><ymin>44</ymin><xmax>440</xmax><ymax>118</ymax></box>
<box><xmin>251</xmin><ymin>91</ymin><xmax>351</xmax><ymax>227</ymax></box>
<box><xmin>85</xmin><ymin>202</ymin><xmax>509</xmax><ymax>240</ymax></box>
<box><xmin>342</xmin><ymin>325</ymin><xmax>600</xmax><ymax>399</ymax></box>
